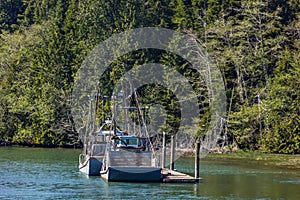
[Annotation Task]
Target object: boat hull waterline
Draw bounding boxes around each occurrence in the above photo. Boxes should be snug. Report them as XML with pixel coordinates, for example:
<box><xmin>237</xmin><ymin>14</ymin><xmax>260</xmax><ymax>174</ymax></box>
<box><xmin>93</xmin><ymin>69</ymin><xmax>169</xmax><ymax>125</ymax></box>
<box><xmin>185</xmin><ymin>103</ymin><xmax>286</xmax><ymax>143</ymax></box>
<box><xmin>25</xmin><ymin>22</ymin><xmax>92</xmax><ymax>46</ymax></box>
<box><xmin>79</xmin><ymin>156</ymin><xmax>103</xmax><ymax>176</ymax></box>
<box><xmin>101</xmin><ymin>167</ymin><xmax>162</xmax><ymax>182</ymax></box>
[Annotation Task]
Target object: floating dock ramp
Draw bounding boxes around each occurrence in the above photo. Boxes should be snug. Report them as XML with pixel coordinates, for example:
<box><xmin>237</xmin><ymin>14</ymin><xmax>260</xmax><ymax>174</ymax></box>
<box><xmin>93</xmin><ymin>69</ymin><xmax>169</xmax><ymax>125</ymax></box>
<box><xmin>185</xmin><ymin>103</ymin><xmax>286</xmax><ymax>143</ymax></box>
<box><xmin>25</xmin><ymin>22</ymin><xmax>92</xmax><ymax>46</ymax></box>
<box><xmin>161</xmin><ymin>168</ymin><xmax>202</xmax><ymax>183</ymax></box>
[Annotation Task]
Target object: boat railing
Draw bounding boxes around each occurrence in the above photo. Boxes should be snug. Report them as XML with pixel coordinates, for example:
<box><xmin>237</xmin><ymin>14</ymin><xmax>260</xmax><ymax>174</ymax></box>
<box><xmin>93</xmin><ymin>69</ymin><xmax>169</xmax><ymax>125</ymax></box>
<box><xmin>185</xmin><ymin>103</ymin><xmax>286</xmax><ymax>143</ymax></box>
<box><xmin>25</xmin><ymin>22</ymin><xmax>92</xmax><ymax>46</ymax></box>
<box><xmin>79</xmin><ymin>154</ymin><xmax>84</xmax><ymax>165</ymax></box>
<box><xmin>101</xmin><ymin>136</ymin><xmax>112</xmax><ymax>172</ymax></box>
<box><xmin>151</xmin><ymin>153</ymin><xmax>160</xmax><ymax>167</ymax></box>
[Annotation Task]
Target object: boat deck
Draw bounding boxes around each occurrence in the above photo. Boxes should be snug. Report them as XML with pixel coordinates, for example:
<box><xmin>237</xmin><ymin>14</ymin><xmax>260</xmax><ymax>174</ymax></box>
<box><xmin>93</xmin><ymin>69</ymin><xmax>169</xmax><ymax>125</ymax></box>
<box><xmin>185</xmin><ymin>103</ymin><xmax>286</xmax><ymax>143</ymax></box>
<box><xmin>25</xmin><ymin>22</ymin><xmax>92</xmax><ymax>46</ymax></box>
<box><xmin>161</xmin><ymin>168</ymin><xmax>202</xmax><ymax>183</ymax></box>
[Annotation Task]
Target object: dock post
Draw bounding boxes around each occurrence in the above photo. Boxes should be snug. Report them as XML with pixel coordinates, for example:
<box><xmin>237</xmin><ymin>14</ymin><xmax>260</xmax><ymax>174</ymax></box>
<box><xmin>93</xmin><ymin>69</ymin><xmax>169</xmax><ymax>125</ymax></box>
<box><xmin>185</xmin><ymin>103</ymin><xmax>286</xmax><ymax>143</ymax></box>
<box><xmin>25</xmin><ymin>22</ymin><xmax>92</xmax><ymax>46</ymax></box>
<box><xmin>170</xmin><ymin>135</ymin><xmax>175</xmax><ymax>170</ymax></box>
<box><xmin>161</xmin><ymin>132</ymin><xmax>166</xmax><ymax>168</ymax></box>
<box><xmin>195</xmin><ymin>141</ymin><xmax>200</xmax><ymax>179</ymax></box>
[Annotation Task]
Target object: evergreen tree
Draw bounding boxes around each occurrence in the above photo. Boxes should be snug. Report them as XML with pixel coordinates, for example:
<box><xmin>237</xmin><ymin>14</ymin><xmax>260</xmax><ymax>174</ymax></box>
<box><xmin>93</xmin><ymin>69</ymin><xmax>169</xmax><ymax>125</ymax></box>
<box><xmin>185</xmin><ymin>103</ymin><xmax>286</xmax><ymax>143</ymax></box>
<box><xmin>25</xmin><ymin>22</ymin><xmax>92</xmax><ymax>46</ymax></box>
<box><xmin>0</xmin><ymin>0</ymin><xmax>24</xmax><ymax>32</ymax></box>
<box><xmin>0</xmin><ymin>0</ymin><xmax>299</xmax><ymax>152</ymax></box>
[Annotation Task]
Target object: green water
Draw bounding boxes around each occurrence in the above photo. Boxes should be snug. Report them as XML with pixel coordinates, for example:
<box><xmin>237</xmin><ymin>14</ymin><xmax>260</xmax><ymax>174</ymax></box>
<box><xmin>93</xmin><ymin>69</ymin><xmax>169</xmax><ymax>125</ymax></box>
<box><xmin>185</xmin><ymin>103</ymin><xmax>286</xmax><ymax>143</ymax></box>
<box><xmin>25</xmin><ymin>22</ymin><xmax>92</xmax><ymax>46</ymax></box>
<box><xmin>0</xmin><ymin>147</ymin><xmax>299</xmax><ymax>199</ymax></box>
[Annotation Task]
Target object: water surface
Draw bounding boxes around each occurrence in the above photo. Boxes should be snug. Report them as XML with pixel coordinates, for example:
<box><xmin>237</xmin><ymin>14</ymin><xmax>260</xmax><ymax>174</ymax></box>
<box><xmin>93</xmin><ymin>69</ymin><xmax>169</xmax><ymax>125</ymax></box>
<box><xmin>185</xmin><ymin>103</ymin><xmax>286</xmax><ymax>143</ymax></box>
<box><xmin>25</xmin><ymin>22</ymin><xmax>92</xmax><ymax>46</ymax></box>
<box><xmin>0</xmin><ymin>147</ymin><xmax>299</xmax><ymax>199</ymax></box>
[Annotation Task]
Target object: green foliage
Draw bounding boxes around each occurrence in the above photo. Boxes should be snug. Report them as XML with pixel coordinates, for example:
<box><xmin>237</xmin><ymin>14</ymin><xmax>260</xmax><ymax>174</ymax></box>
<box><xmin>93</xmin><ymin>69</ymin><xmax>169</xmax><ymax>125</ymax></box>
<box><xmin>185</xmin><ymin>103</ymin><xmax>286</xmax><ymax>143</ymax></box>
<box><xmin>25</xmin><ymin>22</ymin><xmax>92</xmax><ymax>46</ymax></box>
<box><xmin>0</xmin><ymin>0</ymin><xmax>299</xmax><ymax>153</ymax></box>
<box><xmin>229</xmin><ymin>104</ymin><xmax>261</xmax><ymax>150</ymax></box>
<box><xmin>0</xmin><ymin>0</ymin><xmax>24</xmax><ymax>32</ymax></box>
<box><xmin>262</xmin><ymin>50</ymin><xmax>300</xmax><ymax>153</ymax></box>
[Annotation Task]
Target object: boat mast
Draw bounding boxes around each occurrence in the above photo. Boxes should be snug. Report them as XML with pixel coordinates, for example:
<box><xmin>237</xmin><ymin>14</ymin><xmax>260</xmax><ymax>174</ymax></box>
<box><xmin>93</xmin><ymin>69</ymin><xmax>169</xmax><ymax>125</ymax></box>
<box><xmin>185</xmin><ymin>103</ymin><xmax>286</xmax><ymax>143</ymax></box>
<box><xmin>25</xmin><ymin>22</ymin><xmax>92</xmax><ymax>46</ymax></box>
<box><xmin>133</xmin><ymin>88</ymin><xmax>156</xmax><ymax>156</ymax></box>
<box><xmin>112</xmin><ymin>92</ymin><xmax>117</xmax><ymax>135</ymax></box>
<box><xmin>121</xmin><ymin>81</ymin><xmax>130</xmax><ymax>132</ymax></box>
<box><xmin>94</xmin><ymin>82</ymin><xmax>101</xmax><ymax>130</ymax></box>
<box><xmin>123</xmin><ymin>65</ymin><xmax>156</xmax><ymax>156</ymax></box>
<box><xmin>88</xmin><ymin>95</ymin><xmax>93</xmax><ymax>136</ymax></box>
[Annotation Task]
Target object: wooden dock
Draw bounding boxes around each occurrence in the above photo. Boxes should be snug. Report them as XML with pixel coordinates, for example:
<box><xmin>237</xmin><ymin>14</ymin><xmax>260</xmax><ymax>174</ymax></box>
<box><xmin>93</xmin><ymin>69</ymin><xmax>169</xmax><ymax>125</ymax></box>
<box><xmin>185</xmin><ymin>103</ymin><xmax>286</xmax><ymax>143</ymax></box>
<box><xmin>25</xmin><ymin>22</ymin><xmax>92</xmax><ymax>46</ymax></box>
<box><xmin>161</xmin><ymin>168</ymin><xmax>202</xmax><ymax>183</ymax></box>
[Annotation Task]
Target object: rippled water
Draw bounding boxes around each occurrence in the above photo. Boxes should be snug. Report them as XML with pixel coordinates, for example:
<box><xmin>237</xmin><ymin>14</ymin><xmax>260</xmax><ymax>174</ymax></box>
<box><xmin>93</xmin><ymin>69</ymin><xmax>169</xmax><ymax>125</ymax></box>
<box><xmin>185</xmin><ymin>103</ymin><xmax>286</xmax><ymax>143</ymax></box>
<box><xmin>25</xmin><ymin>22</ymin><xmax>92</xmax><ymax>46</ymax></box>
<box><xmin>0</xmin><ymin>147</ymin><xmax>299</xmax><ymax>199</ymax></box>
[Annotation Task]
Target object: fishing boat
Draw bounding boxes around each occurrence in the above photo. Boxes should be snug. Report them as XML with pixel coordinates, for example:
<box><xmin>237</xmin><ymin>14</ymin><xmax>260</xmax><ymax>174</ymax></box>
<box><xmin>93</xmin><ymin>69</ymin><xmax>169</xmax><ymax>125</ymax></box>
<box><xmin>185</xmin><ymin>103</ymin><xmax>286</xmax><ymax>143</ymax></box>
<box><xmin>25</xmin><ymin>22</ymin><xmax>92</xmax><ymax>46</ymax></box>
<box><xmin>79</xmin><ymin>120</ymin><xmax>114</xmax><ymax>176</ymax></box>
<box><xmin>78</xmin><ymin>86</ymin><xmax>118</xmax><ymax>176</ymax></box>
<box><xmin>78</xmin><ymin>142</ymin><xmax>105</xmax><ymax>176</ymax></box>
<box><xmin>99</xmin><ymin>90</ymin><xmax>162</xmax><ymax>182</ymax></box>
<box><xmin>100</xmin><ymin>134</ymin><xmax>162</xmax><ymax>182</ymax></box>
<box><xmin>78</xmin><ymin>78</ymin><xmax>202</xmax><ymax>182</ymax></box>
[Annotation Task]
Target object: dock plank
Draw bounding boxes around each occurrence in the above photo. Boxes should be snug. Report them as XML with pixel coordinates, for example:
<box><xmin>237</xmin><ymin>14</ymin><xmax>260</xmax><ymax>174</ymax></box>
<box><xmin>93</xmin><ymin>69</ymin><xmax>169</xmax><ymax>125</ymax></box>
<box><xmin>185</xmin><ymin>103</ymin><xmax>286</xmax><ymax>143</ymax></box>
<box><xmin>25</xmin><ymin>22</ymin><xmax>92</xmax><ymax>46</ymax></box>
<box><xmin>161</xmin><ymin>168</ymin><xmax>202</xmax><ymax>183</ymax></box>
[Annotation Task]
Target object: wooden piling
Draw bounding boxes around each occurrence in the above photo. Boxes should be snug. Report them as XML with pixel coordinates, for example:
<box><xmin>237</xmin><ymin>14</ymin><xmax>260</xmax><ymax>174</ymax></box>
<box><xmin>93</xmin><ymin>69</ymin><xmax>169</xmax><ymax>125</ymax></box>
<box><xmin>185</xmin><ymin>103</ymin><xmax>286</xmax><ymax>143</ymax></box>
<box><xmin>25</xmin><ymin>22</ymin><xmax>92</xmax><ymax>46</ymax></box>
<box><xmin>170</xmin><ymin>135</ymin><xmax>175</xmax><ymax>170</ymax></box>
<box><xmin>161</xmin><ymin>132</ymin><xmax>166</xmax><ymax>168</ymax></box>
<box><xmin>195</xmin><ymin>141</ymin><xmax>200</xmax><ymax>179</ymax></box>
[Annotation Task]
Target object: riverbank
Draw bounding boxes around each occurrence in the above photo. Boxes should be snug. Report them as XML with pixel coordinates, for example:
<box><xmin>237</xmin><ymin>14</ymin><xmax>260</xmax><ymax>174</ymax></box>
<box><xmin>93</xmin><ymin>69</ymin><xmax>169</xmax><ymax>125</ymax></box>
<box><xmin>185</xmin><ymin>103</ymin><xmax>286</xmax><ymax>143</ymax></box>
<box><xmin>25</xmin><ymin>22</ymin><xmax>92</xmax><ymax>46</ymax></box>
<box><xmin>2</xmin><ymin>143</ymin><xmax>299</xmax><ymax>169</ymax></box>
<box><xmin>177</xmin><ymin>146</ymin><xmax>300</xmax><ymax>169</ymax></box>
<box><xmin>203</xmin><ymin>151</ymin><xmax>300</xmax><ymax>169</ymax></box>
<box><xmin>0</xmin><ymin>142</ymin><xmax>81</xmax><ymax>149</ymax></box>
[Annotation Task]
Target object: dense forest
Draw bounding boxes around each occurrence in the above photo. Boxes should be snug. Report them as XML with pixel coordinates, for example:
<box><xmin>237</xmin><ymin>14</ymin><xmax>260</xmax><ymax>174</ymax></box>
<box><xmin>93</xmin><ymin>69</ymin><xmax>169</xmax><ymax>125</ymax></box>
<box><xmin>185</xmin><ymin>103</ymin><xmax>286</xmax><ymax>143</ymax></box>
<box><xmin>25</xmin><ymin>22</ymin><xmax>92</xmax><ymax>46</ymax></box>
<box><xmin>0</xmin><ymin>0</ymin><xmax>299</xmax><ymax>153</ymax></box>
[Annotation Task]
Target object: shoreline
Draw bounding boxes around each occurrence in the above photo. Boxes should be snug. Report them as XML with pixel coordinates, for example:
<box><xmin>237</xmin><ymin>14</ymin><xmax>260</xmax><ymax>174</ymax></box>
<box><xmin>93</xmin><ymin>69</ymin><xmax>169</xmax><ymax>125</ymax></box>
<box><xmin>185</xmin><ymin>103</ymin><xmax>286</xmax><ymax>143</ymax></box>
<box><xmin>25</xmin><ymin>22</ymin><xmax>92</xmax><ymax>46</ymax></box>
<box><xmin>0</xmin><ymin>142</ymin><xmax>82</xmax><ymax>149</ymax></box>
<box><xmin>1</xmin><ymin>145</ymin><xmax>299</xmax><ymax>168</ymax></box>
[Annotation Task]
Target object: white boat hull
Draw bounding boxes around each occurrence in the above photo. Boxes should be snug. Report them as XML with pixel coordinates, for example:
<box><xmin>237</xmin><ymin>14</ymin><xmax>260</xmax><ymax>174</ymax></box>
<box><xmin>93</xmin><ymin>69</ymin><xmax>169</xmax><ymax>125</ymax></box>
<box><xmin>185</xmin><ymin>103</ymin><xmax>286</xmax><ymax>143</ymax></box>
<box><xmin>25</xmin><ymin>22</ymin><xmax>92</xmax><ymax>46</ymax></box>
<box><xmin>79</xmin><ymin>156</ymin><xmax>103</xmax><ymax>176</ymax></box>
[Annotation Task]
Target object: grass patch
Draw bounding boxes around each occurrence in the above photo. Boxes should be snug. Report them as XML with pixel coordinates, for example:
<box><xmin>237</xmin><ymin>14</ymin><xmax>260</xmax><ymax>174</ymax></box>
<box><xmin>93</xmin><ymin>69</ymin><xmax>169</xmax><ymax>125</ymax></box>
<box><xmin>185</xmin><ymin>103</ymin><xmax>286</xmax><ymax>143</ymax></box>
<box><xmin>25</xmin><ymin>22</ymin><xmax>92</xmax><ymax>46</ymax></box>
<box><xmin>202</xmin><ymin>151</ymin><xmax>300</xmax><ymax>169</ymax></box>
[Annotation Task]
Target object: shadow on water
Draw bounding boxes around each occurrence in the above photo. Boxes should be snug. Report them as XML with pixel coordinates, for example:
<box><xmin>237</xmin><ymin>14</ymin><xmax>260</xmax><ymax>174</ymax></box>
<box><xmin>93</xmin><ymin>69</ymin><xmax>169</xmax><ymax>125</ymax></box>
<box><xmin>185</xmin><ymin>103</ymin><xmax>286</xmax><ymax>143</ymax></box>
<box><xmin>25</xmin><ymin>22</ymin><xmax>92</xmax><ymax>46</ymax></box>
<box><xmin>0</xmin><ymin>147</ymin><xmax>299</xmax><ymax>199</ymax></box>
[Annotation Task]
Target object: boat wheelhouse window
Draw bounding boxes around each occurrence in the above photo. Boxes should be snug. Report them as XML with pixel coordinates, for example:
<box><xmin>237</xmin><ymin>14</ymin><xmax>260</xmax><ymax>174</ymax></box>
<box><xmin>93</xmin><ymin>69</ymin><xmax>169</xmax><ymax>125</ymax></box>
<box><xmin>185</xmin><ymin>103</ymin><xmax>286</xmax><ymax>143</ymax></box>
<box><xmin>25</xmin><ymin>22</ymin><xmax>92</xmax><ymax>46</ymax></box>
<box><xmin>117</xmin><ymin>137</ymin><xmax>142</xmax><ymax>147</ymax></box>
<box><xmin>125</xmin><ymin>138</ymin><xmax>139</xmax><ymax>145</ymax></box>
